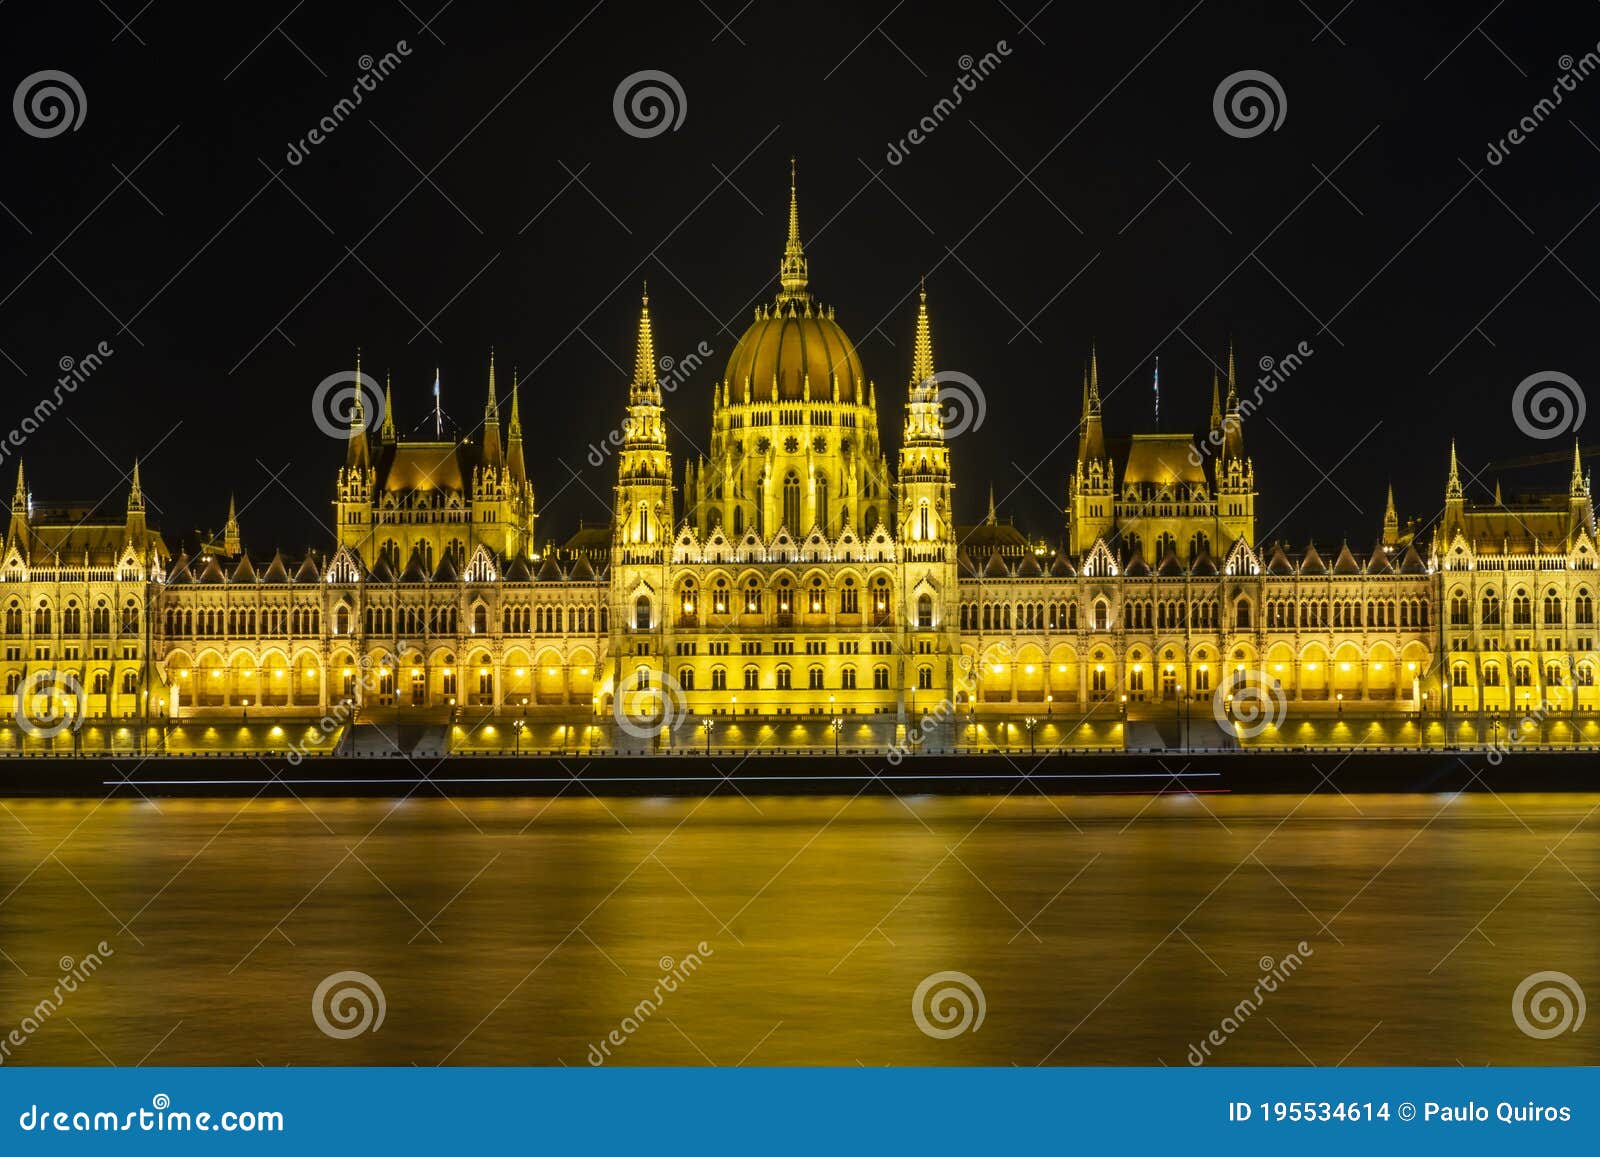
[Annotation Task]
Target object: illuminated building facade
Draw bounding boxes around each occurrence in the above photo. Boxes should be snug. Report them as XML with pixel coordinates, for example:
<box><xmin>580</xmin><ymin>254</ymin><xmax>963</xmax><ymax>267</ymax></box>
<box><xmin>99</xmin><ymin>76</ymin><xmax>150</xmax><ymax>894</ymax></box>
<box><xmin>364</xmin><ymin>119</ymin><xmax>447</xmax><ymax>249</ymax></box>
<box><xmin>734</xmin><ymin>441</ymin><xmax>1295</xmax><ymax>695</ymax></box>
<box><xmin>3</xmin><ymin>169</ymin><xmax>1597</xmax><ymax>752</ymax></box>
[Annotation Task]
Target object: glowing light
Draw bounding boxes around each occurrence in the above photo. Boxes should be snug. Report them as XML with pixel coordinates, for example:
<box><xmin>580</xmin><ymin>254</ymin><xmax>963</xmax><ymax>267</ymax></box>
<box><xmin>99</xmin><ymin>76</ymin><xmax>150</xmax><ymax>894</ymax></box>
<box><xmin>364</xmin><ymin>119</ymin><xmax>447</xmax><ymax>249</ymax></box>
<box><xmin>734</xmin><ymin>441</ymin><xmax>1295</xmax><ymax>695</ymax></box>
<box><xmin>1339</xmin><ymin>662</ymin><xmax>1351</xmax><ymax>672</ymax></box>
<box><xmin>991</xmin><ymin>664</ymin><xmax>1004</xmax><ymax>674</ymax></box>
<box><xmin>1025</xmin><ymin>665</ymin><xmax>1035</xmax><ymax>674</ymax></box>
<box><xmin>1273</xmin><ymin>663</ymin><xmax>1283</xmax><ymax>673</ymax></box>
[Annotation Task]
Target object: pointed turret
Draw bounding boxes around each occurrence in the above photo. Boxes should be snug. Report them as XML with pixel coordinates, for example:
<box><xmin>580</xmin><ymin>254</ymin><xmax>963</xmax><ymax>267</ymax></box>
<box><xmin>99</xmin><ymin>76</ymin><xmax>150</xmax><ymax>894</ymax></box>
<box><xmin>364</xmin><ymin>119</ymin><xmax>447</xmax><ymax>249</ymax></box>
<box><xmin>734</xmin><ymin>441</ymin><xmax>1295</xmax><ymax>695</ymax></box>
<box><xmin>776</xmin><ymin>158</ymin><xmax>810</xmax><ymax>305</ymax></box>
<box><xmin>379</xmin><ymin>372</ymin><xmax>396</xmax><ymax>443</ymax></box>
<box><xmin>1077</xmin><ymin>343</ymin><xmax>1106</xmax><ymax>466</ymax></box>
<box><xmin>1445</xmin><ymin>439</ymin><xmax>1463</xmax><ymax>499</ymax></box>
<box><xmin>910</xmin><ymin>278</ymin><xmax>935</xmax><ymax>387</ymax></box>
<box><xmin>1209</xmin><ymin>371</ymin><xmax>1223</xmax><ymax>434</ymax></box>
<box><xmin>223</xmin><ymin>494</ymin><xmax>241</xmax><ymax>555</ymax></box>
<box><xmin>7</xmin><ymin>461</ymin><xmax>28</xmax><ymax>555</ymax></box>
<box><xmin>125</xmin><ymin>458</ymin><xmax>147</xmax><ymax>547</ymax></box>
<box><xmin>987</xmin><ymin>484</ymin><xmax>997</xmax><ymax>526</ymax></box>
<box><xmin>345</xmin><ymin>350</ymin><xmax>372</xmax><ymax>472</ymax></box>
<box><xmin>507</xmin><ymin>366</ymin><xmax>527</xmax><ymax>487</ymax></box>
<box><xmin>1571</xmin><ymin>439</ymin><xmax>1586</xmax><ymax>497</ymax></box>
<box><xmin>1382</xmin><ymin>483</ymin><xmax>1399</xmax><ymax>548</ymax></box>
<box><xmin>1225</xmin><ymin>338</ymin><xmax>1239</xmax><ymax>411</ymax></box>
<box><xmin>480</xmin><ymin>349</ymin><xmax>502</xmax><ymax>470</ymax></box>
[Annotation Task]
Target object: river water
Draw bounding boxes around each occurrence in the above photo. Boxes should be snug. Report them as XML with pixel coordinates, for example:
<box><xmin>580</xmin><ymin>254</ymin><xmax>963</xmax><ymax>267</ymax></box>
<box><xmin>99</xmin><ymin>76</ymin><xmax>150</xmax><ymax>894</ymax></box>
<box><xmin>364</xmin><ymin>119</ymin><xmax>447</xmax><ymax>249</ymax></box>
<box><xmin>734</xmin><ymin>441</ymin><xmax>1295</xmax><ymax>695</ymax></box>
<box><xmin>0</xmin><ymin>793</ymin><xmax>1595</xmax><ymax>1066</ymax></box>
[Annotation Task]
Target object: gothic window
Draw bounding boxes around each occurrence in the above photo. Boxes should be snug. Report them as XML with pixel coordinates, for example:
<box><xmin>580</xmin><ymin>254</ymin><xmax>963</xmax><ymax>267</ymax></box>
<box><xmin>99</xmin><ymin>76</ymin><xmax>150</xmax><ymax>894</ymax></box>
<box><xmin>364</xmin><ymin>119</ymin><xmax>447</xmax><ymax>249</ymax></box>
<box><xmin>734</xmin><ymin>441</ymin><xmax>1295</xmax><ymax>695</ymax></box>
<box><xmin>33</xmin><ymin>601</ymin><xmax>51</xmax><ymax>634</ymax></box>
<box><xmin>809</xmin><ymin>578</ymin><xmax>825</xmax><ymax>614</ymax></box>
<box><xmin>808</xmin><ymin>666</ymin><xmax>824</xmax><ymax>690</ymax></box>
<box><xmin>1450</xmin><ymin>591</ymin><xmax>1469</xmax><ymax>625</ymax></box>
<box><xmin>743</xmin><ymin>666</ymin><xmax>759</xmax><ymax>690</ymax></box>
<box><xmin>1482</xmin><ymin>663</ymin><xmax>1501</xmax><ymax>687</ymax></box>
<box><xmin>62</xmin><ymin>603</ymin><xmax>80</xmax><ymax>634</ymax></box>
<box><xmin>841</xmin><ymin>666</ymin><xmax>857</xmax><ymax>689</ymax></box>
<box><xmin>1577</xmin><ymin>590</ymin><xmax>1595</xmax><ymax>625</ymax></box>
<box><xmin>635</xmin><ymin>595</ymin><xmax>651</xmax><ymax>630</ymax></box>
<box><xmin>1512</xmin><ymin>589</ymin><xmax>1531</xmax><ymax>625</ymax></box>
<box><xmin>1235</xmin><ymin>598</ymin><xmax>1252</xmax><ymax>629</ymax></box>
<box><xmin>841</xmin><ymin>578</ymin><xmax>859</xmax><ymax>615</ymax></box>
<box><xmin>744</xmin><ymin>579</ymin><xmax>762</xmax><ymax>613</ymax></box>
<box><xmin>711</xmin><ymin>666</ymin><xmax>727</xmax><ymax>691</ymax></box>
<box><xmin>1513</xmin><ymin>663</ymin><xmax>1533</xmax><ymax>687</ymax></box>
<box><xmin>873</xmin><ymin>665</ymin><xmax>890</xmax><ymax>690</ymax></box>
<box><xmin>472</xmin><ymin>605</ymin><xmax>488</xmax><ymax>634</ymax></box>
<box><xmin>1481</xmin><ymin>591</ymin><xmax>1501</xmax><ymax>626</ymax></box>
<box><xmin>917</xmin><ymin>593</ymin><xmax>933</xmax><ymax>629</ymax></box>
<box><xmin>782</xmin><ymin>471</ymin><xmax>801</xmax><ymax>532</ymax></box>
<box><xmin>678</xmin><ymin>666</ymin><xmax>695</xmax><ymax>691</ymax></box>
<box><xmin>1543</xmin><ymin>589</ymin><xmax>1563</xmax><ymax>624</ymax></box>
<box><xmin>817</xmin><ymin>474</ymin><xmax>829</xmax><ymax>530</ymax></box>
<box><xmin>917</xmin><ymin>665</ymin><xmax>933</xmax><ymax>690</ymax></box>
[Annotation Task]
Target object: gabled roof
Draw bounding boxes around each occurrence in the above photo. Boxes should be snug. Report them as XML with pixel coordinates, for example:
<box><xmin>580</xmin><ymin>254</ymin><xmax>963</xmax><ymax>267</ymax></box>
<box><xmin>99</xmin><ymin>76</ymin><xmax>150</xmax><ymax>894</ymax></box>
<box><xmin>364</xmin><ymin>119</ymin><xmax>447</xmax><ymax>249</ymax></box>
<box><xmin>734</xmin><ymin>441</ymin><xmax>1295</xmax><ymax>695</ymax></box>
<box><xmin>1299</xmin><ymin>543</ymin><xmax>1326</xmax><ymax>575</ymax></box>
<box><xmin>1332</xmin><ymin>542</ymin><xmax>1361</xmax><ymax>575</ymax></box>
<box><xmin>957</xmin><ymin>550</ymin><xmax>980</xmax><ymax>578</ymax></box>
<box><xmin>1190</xmin><ymin>552</ymin><xmax>1217</xmax><ymax>576</ymax></box>
<box><xmin>197</xmin><ymin>554</ymin><xmax>228</xmax><ymax>583</ymax></box>
<box><xmin>400</xmin><ymin>548</ymin><xmax>431</xmax><ymax>583</ymax></box>
<box><xmin>1397</xmin><ymin>544</ymin><xmax>1427</xmax><ymax>574</ymax></box>
<box><xmin>1157</xmin><ymin>551</ymin><xmax>1185</xmax><ymax>577</ymax></box>
<box><xmin>1267</xmin><ymin>543</ymin><xmax>1295</xmax><ymax>575</ymax></box>
<box><xmin>433</xmin><ymin>553</ymin><xmax>460</xmax><ymax>583</ymax></box>
<box><xmin>537</xmin><ymin>555</ymin><xmax>563</xmax><ymax>581</ymax></box>
<box><xmin>1122</xmin><ymin>553</ymin><xmax>1149</xmax><ymax>577</ymax></box>
<box><xmin>231</xmin><ymin>553</ymin><xmax>257</xmax><ymax>582</ymax></box>
<box><xmin>1050</xmin><ymin>552</ymin><xmax>1076</xmax><ymax>577</ymax></box>
<box><xmin>983</xmin><ymin>550</ymin><xmax>1010</xmax><ymax>577</ymax></box>
<box><xmin>293</xmin><ymin>554</ymin><xmax>321</xmax><ymax>582</ymax></box>
<box><xmin>1366</xmin><ymin>544</ymin><xmax>1393</xmax><ymax>574</ymax></box>
<box><xmin>261</xmin><ymin>551</ymin><xmax>291</xmax><ymax>584</ymax></box>
<box><xmin>569</xmin><ymin>554</ymin><xmax>596</xmax><ymax>581</ymax></box>
<box><xmin>368</xmin><ymin>555</ymin><xmax>395</xmax><ymax>583</ymax></box>
<box><xmin>501</xmin><ymin>554</ymin><xmax>530</xmax><ymax>583</ymax></box>
<box><xmin>1017</xmin><ymin>552</ymin><xmax>1042</xmax><ymax>577</ymax></box>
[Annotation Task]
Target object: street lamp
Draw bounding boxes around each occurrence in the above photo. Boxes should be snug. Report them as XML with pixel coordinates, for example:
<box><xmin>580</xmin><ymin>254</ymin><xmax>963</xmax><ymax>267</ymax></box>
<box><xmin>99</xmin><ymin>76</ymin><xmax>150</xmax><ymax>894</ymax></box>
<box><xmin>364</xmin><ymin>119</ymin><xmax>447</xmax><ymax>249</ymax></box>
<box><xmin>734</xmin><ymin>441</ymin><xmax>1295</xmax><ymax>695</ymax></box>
<box><xmin>1046</xmin><ymin>693</ymin><xmax>1053</xmax><ymax>718</ymax></box>
<box><xmin>1336</xmin><ymin>691</ymin><xmax>1344</xmax><ymax>718</ymax></box>
<box><xmin>513</xmin><ymin>718</ymin><xmax>524</xmax><ymax>755</ymax></box>
<box><xmin>1176</xmin><ymin>683</ymin><xmax>1186</xmax><ymax>752</ymax></box>
<box><xmin>831</xmin><ymin>715</ymin><xmax>843</xmax><ymax>756</ymax></box>
<box><xmin>1024</xmin><ymin>716</ymin><xmax>1037</xmax><ymax>755</ymax></box>
<box><xmin>702</xmin><ymin>716</ymin><xmax>713</xmax><ymax>756</ymax></box>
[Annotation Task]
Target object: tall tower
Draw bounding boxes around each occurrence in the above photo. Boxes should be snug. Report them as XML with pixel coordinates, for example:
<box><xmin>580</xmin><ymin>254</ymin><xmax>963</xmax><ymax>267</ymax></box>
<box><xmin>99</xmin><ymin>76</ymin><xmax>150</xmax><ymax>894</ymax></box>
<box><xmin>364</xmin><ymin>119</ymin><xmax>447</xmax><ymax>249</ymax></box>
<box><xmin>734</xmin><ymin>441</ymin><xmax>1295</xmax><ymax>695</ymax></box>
<box><xmin>1382</xmin><ymin>483</ymin><xmax>1399</xmax><ymax>549</ymax></box>
<box><xmin>335</xmin><ymin>351</ymin><xmax>375</xmax><ymax>555</ymax></box>
<box><xmin>1214</xmin><ymin>341</ymin><xmax>1256</xmax><ymax>545</ymax></box>
<box><xmin>1569</xmin><ymin>439</ymin><xmax>1593</xmax><ymax>544</ymax></box>
<box><xmin>6</xmin><ymin>461</ymin><xmax>27</xmax><ymax>560</ymax></box>
<box><xmin>609</xmin><ymin>290</ymin><xmax>676</xmax><ymax>698</ymax></box>
<box><xmin>896</xmin><ymin>284</ymin><xmax>960</xmax><ymax>714</ymax></box>
<box><xmin>1068</xmin><ymin>345</ymin><xmax>1114</xmax><ymax>554</ymax></box>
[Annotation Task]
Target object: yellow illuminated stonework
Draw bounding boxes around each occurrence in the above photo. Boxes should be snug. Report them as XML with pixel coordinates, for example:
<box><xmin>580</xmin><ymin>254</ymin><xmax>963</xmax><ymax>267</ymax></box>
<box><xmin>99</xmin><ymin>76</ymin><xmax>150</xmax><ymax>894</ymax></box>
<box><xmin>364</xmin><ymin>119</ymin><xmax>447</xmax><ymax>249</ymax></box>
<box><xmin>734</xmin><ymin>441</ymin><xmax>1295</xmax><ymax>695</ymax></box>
<box><xmin>3</xmin><ymin>169</ymin><xmax>1598</xmax><ymax>755</ymax></box>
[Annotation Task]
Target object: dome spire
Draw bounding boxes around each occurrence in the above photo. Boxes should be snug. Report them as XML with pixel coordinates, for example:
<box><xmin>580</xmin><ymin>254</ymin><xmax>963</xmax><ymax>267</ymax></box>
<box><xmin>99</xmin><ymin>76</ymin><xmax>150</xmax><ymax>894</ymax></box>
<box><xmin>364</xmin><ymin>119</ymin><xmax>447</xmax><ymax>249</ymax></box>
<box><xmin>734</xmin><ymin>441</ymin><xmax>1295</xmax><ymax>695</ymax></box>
<box><xmin>777</xmin><ymin>157</ymin><xmax>810</xmax><ymax>305</ymax></box>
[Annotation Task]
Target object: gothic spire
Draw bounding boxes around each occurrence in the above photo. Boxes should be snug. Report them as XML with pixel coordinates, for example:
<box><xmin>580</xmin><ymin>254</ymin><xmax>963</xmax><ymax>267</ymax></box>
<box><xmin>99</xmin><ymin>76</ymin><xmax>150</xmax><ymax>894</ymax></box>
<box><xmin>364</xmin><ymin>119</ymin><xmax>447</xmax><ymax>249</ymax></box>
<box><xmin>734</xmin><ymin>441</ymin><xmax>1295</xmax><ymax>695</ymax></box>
<box><xmin>1382</xmin><ymin>482</ymin><xmax>1398</xmax><ymax>547</ymax></box>
<box><xmin>128</xmin><ymin>458</ymin><xmax>143</xmax><ymax>513</ymax></box>
<box><xmin>484</xmin><ymin>348</ymin><xmax>500</xmax><ymax>424</ymax></box>
<box><xmin>632</xmin><ymin>286</ymin><xmax>660</xmax><ymax>402</ymax></box>
<box><xmin>481</xmin><ymin>349</ymin><xmax>502</xmax><ymax>470</ymax></box>
<box><xmin>986</xmin><ymin>484</ymin><xmax>997</xmax><ymax>525</ymax></box>
<box><xmin>224</xmin><ymin>493</ymin><xmax>240</xmax><ymax>555</ymax></box>
<box><xmin>1572</xmin><ymin>439</ymin><xmax>1586</xmax><ymax>497</ymax></box>
<box><xmin>1225</xmin><ymin>338</ymin><xmax>1239</xmax><ymax>410</ymax></box>
<box><xmin>1210</xmin><ymin>371</ymin><xmax>1222</xmax><ymax>432</ymax></box>
<box><xmin>1446</xmin><ymin>439</ymin><xmax>1463</xmax><ymax>499</ymax></box>
<box><xmin>379</xmin><ymin>371</ymin><xmax>396</xmax><ymax>443</ymax></box>
<box><xmin>910</xmin><ymin>278</ymin><xmax>935</xmax><ymax>387</ymax></box>
<box><xmin>345</xmin><ymin>350</ymin><xmax>371</xmax><ymax>472</ymax></box>
<box><xmin>1087</xmin><ymin>341</ymin><xmax>1101</xmax><ymax>410</ymax></box>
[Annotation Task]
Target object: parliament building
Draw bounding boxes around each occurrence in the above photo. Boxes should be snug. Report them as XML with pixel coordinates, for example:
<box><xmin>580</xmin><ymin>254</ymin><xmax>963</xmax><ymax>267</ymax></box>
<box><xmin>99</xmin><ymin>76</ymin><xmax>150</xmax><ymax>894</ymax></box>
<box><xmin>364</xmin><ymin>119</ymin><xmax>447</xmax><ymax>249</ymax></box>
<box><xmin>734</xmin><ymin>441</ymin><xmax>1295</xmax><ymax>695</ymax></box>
<box><xmin>4</xmin><ymin>170</ymin><xmax>1598</xmax><ymax>755</ymax></box>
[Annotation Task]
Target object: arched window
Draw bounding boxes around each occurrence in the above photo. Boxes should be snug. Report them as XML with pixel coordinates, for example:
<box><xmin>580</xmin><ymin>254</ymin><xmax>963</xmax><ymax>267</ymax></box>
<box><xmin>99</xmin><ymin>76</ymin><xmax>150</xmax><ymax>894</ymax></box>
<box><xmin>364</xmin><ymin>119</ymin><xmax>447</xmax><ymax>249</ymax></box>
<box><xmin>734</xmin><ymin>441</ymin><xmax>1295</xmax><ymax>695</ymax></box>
<box><xmin>1450</xmin><ymin>590</ymin><xmax>1469</xmax><ymax>625</ymax></box>
<box><xmin>916</xmin><ymin>593</ymin><xmax>933</xmax><ymax>629</ymax></box>
<box><xmin>1544</xmin><ymin>589</ymin><xmax>1563</xmax><ymax>624</ymax></box>
<box><xmin>743</xmin><ymin>666</ymin><xmax>759</xmax><ymax>690</ymax></box>
<box><xmin>1482</xmin><ymin>662</ymin><xmax>1502</xmax><ymax>687</ymax></box>
<box><xmin>1481</xmin><ymin>590</ymin><xmax>1501</xmax><ymax>626</ymax></box>
<box><xmin>1235</xmin><ymin>598</ymin><xmax>1251</xmax><ymax>629</ymax></box>
<box><xmin>809</xmin><ymin>578</ymin><xmax>826</xmax><ymax>614</ymax></box>
<box><xmin>472</xmin><ymin>605</ymin><xmax>488</xmax><ymax>634</ymax></box>
<box><xmin>678</xmin><ymin>666</ymin><xmax>695</xmax><ymax>691</ymax></box>
<box><xmin>711</xmin><ymin>666</ymin><xmax>727</xmax><ymax>691</ymax></box>
<box><xmin>841</xmin><ymin>666</ymin><xmax>857</xmax><ymax>689</ymax></box>
<box><xmin>873</xmin><ymin>665</ymin><xmax>890</xmax><ymax>690</ymax></box>
<box><xmin>840</xmin><ymin>578</ymin><xmax>859</xmax><ymax>615</ymax></box>
<box><xmin>917</xmin><ymin>665</ymin><xmax>933</xmax><ymax>690</ymax></box>
<box><xmin>634</xmin><ymin>595</ymin><xmax>651</xmax><ymax>630</ymax></box>
<box><xmin>807</xmin><ymin>666</ymin><xmax>824</xmax><ymax>690</ymax></box>
<box><xmin>816</xmin><ymin>473</ymin><xmax>829</xmax><ymax>530</ymax></box>
<box><xmin>1511</xmin><ymin>589</ymin><xmax>1531</xmax><ymax>625</ymax></box>
<box><xmin>744</xmin><ymin>578</ymin><xmax>762</xmax><ymax>613</ymax></box>
<box><xmin>1578</xmin><ymin>589</ymin><xmax>1595</xmax><ymax>625</ymax></box>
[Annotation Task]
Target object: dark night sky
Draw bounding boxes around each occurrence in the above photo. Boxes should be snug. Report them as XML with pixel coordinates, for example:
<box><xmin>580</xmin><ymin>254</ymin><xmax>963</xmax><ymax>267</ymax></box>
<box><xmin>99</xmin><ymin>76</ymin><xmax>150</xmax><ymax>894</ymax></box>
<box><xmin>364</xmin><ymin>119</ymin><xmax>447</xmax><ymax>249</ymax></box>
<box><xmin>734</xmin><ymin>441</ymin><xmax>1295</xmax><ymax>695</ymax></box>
<box><xmin>1</xmin><ymin>0</ymin><xmax>1598</xmax><ymax>555</ymax></box>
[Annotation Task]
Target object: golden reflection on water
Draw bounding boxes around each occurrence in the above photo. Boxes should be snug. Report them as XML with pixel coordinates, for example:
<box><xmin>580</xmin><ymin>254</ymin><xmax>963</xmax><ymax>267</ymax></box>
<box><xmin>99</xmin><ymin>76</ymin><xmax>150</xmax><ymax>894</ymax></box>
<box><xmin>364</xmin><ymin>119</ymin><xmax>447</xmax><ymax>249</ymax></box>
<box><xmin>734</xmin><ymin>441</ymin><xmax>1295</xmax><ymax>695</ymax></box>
<box><xmin>0</xmin><ymin>793</ymin><xmax>1595</xmax><ymax>1066</ymax></box>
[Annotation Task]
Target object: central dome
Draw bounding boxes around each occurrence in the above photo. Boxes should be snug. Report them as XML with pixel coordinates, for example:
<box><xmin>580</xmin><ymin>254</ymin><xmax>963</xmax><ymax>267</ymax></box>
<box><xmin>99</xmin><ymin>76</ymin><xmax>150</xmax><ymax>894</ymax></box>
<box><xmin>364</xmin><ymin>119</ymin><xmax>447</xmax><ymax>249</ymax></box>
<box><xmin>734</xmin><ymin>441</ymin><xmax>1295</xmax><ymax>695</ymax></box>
<box><xmin>721</xmin><ymin>161</ymin><xmax>868</xmax><ymax>407</ymax></box>
<box><xmin>724</xmin><ymin>302</ymin><xmax>865</xmax><ymax>405</ymax></box>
